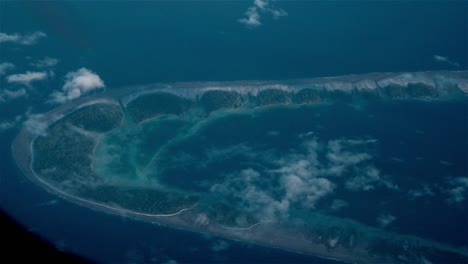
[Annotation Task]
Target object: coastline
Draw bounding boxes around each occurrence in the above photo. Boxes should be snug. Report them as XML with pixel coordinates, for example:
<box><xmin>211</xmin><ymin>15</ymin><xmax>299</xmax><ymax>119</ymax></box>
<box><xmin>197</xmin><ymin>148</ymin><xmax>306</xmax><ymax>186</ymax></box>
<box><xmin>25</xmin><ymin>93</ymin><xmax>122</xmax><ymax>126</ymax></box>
<box><xmin>11</xmin><ymin>71</ymin><xmax>468</xmax><ymax>264</ymax></box>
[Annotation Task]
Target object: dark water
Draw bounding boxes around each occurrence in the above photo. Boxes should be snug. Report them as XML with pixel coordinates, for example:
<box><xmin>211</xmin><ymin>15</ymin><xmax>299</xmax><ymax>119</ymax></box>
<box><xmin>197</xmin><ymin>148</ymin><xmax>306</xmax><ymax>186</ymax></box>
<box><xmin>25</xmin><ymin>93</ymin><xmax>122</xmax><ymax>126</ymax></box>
<box><xmin>1</xmin><ymin>1</ymin><xmax>467</xmax><ymax>87</ymax></box>
<box><xmin>152</xmin><ymin>101</ymin><xmax>468</xmax><ymax>247</ymax></box>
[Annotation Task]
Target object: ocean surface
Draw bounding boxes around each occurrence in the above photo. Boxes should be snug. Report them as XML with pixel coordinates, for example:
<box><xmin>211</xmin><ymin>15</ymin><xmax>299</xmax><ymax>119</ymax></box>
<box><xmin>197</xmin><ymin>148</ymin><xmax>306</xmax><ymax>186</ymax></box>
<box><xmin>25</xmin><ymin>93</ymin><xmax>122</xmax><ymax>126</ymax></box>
<box><xmin>1</xmin><ymin>1</ymin><xmax>467</xmax><ymax>263</ymax></box>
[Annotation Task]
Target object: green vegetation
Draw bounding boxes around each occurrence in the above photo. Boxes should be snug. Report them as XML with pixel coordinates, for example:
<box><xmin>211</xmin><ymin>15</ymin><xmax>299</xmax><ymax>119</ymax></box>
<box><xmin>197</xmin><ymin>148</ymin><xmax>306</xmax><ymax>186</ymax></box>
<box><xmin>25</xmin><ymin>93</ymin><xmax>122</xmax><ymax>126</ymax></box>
<box><xmin>126</xmin><ymin>92</ymin><xmax>193</xmax><ymax>123</ymax></box>
<box><xmin>32</xmin><ymin>103</ymin><xmax>123</xmax><ymax>186</ymax></box>
<box><xmin>379</xmin><ymin>84</ymin><xmax>407</xmax><ymax>99</ymax></box>
<box><xmin>32</xmin><ymin>122</ymin><xmax>96</xmax><ymax>184</ymax></box>
<box><xmin>199</xmin><ymin>90</ymin><xmax>241</xmax><ymax>112</ymax></box>
<box><xmin>380</xmin><ymin>83</ymin><xmax>440</xmax><ymax>99</ymax></box>
<box><xmin>256</xmin><ymin>89</ymin><xmax>291</xmax><ymax>106</ymax></box>
<box><xmin>293</xmin><ymin>88</ymin><xmax>323</xmax><ymax>104</ymax></box>
<box><xmin>63</xmin><ymin>103</ymin><xmax>123</xmax><ymax>133</ymax></box>
<box><xmin>406</xmin><ymin>83</ymin><xmax>439</xmax><ymax>98</ymax></box>
<box><xmin>79</xmin><ymin>185</ymin><xmax>198</xmax><ymax>215</ymax></box>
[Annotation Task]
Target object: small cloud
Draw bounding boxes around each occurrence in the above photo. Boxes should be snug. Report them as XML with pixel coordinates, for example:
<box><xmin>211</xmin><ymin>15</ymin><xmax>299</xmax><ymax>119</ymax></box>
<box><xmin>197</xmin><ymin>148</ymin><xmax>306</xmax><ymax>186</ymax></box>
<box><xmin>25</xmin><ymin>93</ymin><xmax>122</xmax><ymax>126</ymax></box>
<box><xmin>0</xmin><ymin>115</ymin><xmax>23</xmax><ymax>132</ymax></box>
<box><xmin>49</xmin><ymin>68</ymin><xmax>105</xmax><ymax>104</ymax></box>
<box><xmin>0</xmin><ymin>62</ymin><xmax>15</xmax><ymax>75</ymax></box>
<box><xmin>35</xmin><ymin>199</ymin><xmax>59</xmax><ymax>207</ymax></box>
<box><xmin>254</xmin><ymin>0</ymin><xmax>268</xmax><ymax>10</ymax></box>
<box><xmin>439</xmin><ymin>160</ymin><xmax>453</xmax><ymax>166</ymax></box>
<box><xmin>0</xmin><ymin>88</ymin><xmax>28</xmax><ymax>102</ymax></box>
<box><xmin>329</xmin><ymin>199</ymin><xmax>349</xmax><ymax>211</ymax></box>
<box><xmin>23</xmin><ymin>112</ymin><xmax>51</xmax><ymax>136</ymax></box>
<box><xmin>6</xmin><ymin>71</ymin><xmax>48</xmax><ymax>86</ymax></box>
<box><xmin>376</xmin><ymin>213</ymin><xmax>396</xmax><ymax>228</ymax></box>
<box><xmin>408</xmin><ymin>184</ymin><xmax>434</xmax><ymax>199</ymax></box>
<box><xmin>270</xmin><ymin>8</ymin><xmax>288</xmax><ymax>19</ymax></box>
<box><xmin>345</xmin><ymin>167</ymin><xmax>380</xmax><ymax>191</ymax></box>
<box><xmin>211</xmin><ymin>240</ymin><xmax>230</xmax><ymax>252</ymax></box>
<box><xmin>445</xmin><ymin>177</ymin><xmax>468</xmax><ymax>204</ymax></box>
<box><xmin>390</xmin><ymin>157</ymin><xmax>405</xmax><ymax>163</ymax></box>
<box><xmin>267</xmin><ymin>130</ymin><xmax>280</xmax><ymax>136</ymax></box>
<box><xmin>433</xmin><ymin>55</ymin><xmax>460</xmax><ymax>67</ymax></box>
<box><xmin>0</xmin><ymin>31</ymin><xmax>47</xmax><ymax>45</ymax></box>
<box><xmin>161</xmin><ymin>260</ymin><xmax>178</xmax><ymax>264</ymax></box>
<box><xmin>0</xmin><ymin>121</ymin><xmax>16</xmax><ymax>132</ymax></box>
<box><xmin>238</xmin><ymin>0</ymin><xmax>287</xmax><ymax>27</ymax></box>
<box><xmin>31</xmin><ymin>57</ymin><xmax>59</xmax><ymax>68</ymax></box>
<box><xmin>239</xmin><ymin>7</ymin><xmax>262</xmax><ymax>27</ymax></box>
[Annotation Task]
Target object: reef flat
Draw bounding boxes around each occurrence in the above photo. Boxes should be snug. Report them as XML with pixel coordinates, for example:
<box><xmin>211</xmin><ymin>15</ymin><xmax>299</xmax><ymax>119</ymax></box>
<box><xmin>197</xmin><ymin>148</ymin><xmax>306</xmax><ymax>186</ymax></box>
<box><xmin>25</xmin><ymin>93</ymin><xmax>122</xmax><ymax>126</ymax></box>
<box><xmin>12</xmin><ymin>71</ymin><xmax>468</xmax><ymax>264</ymax></box>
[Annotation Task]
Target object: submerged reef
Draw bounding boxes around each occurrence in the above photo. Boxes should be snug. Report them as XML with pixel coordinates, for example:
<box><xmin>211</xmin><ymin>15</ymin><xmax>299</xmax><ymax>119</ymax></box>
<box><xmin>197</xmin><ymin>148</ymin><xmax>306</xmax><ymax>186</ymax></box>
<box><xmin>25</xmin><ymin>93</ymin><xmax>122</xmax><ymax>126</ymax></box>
<box><xmin>12</xmin><ymin>71</ymin><xmax>468</xmax><ymax>264</ymax></box>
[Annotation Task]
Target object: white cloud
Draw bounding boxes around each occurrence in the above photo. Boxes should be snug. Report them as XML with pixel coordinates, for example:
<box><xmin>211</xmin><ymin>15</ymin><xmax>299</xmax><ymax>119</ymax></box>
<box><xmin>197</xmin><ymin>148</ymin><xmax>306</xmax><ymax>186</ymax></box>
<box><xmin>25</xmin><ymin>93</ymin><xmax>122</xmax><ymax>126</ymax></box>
<box><xmin>0</xmin><ymin>31</ymin><xmax>47</xmax><ymax>45</ymax></box>
<box><xmin>433</xmin><ymin>55</ymin><xmax>460</xmax><ymax>67</ymax></box>
<box><xmin>50</xmin><ymin>68</ymin><xmax>105</xmax><ymax>104</ymax></box>
<box><xmin>238</xmin><ymin>0</ymin><xmax>287</xmax><ymax>27</ymax></box>
<box><xmin>376</xmin><ymin>213</ymin><xmax>396</xmax><ymax>228</ymax></box>
<box><xmin>0</xmin><ymin>62</ymin><xmax>15</xmax><ymax>75</ymax></box>
<box><xmin>239</xmin><ymin>7</ymin><xmax>262</xmax><ymax>27</ymax></box>
<box><xmin>6</xmin><ymin>71</ymin><xmax>47</xmax><ymax>86</ymax></box>
<box><xmin>31</xmin><ymin>57</ymin><xmax>59</xmax><ymax>68</ymax></box>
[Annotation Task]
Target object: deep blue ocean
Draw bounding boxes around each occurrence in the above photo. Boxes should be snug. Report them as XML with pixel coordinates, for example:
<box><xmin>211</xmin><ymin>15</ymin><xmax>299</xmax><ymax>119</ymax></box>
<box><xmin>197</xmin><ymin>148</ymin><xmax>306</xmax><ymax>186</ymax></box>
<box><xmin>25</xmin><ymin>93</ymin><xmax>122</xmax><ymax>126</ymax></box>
<box><xmin>1</xmin><ymin>1</ymin><xmax>467</xmax><ymax>263</ymax></box>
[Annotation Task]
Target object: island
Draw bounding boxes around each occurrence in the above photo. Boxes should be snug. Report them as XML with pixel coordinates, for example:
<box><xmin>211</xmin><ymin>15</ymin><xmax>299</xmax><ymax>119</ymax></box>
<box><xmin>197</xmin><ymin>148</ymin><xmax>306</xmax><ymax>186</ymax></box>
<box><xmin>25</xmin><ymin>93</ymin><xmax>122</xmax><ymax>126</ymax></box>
<box><xmin>12</xmin><ymin>71</ymin><xmax>468</xmax><ymax>264</ymax></box>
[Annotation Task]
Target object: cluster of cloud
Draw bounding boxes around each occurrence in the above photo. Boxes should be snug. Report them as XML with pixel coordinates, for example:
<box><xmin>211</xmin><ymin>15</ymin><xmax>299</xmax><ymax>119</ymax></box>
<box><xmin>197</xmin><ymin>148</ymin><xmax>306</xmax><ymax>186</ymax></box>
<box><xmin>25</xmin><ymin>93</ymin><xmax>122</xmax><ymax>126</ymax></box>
<box><xmin>0</xmin><ymin>31</ymin><xmax>47</xmax><ymax>45</ymax></box>
<box><xmin>211</xmin><ymin>168</ymin><xmax>295</xmax><ymax>221</ymax></box>
<box><xmin>0</xmin><ymin>57</ymin><xmax>60</xmax><ymax>106</ymax></box>
<box><xmin>433</xmin><ymin>55</ymin><xmax>460</xmax><ymax>67</ymax></box>
<box><xmin>2</xmin><ymin>70</ymin><xmax>48</xmax><ymax>103</ymax></box>
<box><xmin>406</xmin><ymin>177</ymin><xmax>468</xmax><ymax>206</ymax></box>
<box><xmin>209</xmin><ymin>137</ymin><xmax>398</xmax><ymax>222</ymax></box>
<box><xmin>238</xmin><ymin>0</ymin><xmax>287</xmax><ymax>27</ymax></box>
<box><xmin>49</xmin><ymin>68</ymin><xmax>105</xmax><ymax>104</ymax></box>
